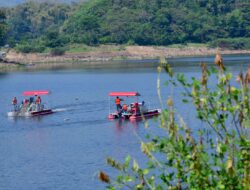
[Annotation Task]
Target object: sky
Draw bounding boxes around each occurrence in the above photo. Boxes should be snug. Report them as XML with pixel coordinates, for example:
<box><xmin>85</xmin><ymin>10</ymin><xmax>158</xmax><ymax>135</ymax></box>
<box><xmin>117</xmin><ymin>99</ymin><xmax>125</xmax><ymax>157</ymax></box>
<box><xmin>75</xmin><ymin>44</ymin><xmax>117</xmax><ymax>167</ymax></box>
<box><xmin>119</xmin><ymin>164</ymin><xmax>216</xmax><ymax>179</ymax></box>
<box><xmin>0</xmin><ymin>0</ymin><xmax>81</xmax><ymax>7</ymax></box>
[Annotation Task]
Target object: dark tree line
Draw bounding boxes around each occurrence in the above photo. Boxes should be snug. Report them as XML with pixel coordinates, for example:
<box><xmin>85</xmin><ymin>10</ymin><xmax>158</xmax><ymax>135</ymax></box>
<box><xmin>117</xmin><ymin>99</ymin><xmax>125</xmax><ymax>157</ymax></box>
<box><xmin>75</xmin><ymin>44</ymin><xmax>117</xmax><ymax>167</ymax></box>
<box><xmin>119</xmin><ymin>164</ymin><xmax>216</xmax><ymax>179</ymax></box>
<box><xmin>0</xmin><ymin>8</ymin><xmax>8</xmax><ymax>46</ymax></box>
<box><xmin>65</xmin><ymin>0</ymin><xmax>250</xmax><ymax>46</ymax></box>
<box><xmin>1</xmin><ymin>0</ymin><xmax>250</xmax><ymax>52</ymax></box>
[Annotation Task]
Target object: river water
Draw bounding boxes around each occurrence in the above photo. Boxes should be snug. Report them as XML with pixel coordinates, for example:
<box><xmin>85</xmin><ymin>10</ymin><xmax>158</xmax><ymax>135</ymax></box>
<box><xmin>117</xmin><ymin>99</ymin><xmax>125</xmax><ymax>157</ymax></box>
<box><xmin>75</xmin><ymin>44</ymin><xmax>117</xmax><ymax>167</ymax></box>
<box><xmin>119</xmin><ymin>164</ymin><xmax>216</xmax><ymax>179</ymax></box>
<box><xmin>0</xmin><ymin>55</ymin><xmax>249</xmax><ymax>190</ymax></box>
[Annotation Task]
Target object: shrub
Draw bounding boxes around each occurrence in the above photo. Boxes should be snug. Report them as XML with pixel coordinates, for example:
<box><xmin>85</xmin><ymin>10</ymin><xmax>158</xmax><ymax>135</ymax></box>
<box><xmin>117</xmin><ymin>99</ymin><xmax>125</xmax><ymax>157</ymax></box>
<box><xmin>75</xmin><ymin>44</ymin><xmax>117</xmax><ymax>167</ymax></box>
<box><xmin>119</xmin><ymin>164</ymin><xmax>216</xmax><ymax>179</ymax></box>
<box><xmin>50</xmin><ymin>47</ymin><xmax>66</xmax><ymax>56</ymax></box>
<box><xmin>99</xmin><ymin>56</ymin><xmax>250</xmax><ymax>189</ymax></box>
<box><xmin>209</xmin><ymin>38</ymin><xmax>250</xmax><ymax>50</ymax></box>
<box><xmin>15</xmin><ymin>42</ymin><xmax>46</xmax><ymax>53</ymax></box>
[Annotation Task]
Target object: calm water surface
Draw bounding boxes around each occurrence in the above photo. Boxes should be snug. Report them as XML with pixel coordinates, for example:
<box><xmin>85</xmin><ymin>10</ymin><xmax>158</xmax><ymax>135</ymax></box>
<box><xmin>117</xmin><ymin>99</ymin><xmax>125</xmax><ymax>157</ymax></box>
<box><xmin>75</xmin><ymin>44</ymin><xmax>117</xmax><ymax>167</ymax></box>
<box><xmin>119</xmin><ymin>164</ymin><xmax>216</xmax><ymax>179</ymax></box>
<box><xmin>0</xmin><ymin>55</ymin><xmax>249</xmax><ymax>190</ymax></box>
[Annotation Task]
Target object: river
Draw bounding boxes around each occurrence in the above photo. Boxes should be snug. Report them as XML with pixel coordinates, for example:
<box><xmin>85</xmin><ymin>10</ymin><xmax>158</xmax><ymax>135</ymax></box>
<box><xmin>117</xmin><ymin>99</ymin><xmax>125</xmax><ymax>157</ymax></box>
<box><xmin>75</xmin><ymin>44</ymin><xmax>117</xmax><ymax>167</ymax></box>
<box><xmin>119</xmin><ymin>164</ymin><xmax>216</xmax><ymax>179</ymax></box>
<box><xmin>0</xmin><ymin>55</ymin><xmax>249</xmax><ymax>190</ymax></box>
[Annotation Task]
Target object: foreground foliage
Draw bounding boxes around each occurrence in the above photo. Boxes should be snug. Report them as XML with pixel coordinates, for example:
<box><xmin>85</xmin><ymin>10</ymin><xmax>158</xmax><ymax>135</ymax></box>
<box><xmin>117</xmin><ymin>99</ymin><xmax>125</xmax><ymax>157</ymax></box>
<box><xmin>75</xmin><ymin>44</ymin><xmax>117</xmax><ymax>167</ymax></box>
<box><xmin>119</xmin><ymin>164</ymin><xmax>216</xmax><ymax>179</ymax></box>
<box><xmin>99</xmin><ymin>56</ymin><xmax>250</xmax><ymax>189</ymax></box>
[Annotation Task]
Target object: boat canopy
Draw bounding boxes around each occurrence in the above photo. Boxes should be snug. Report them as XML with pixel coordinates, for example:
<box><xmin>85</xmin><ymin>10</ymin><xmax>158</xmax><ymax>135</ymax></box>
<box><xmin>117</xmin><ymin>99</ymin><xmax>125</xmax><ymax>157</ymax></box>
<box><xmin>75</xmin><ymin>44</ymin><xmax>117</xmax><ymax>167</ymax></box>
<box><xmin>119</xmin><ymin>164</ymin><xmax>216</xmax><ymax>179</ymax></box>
<box><xmin>23</xmin><ymin>90</ymin><xmax>50</xmax><ymax>96</ymax></box>
<box><xmin>109</xmin><ymin>92</ymin><xmax>140</xmax><ymax>97</ymax></box>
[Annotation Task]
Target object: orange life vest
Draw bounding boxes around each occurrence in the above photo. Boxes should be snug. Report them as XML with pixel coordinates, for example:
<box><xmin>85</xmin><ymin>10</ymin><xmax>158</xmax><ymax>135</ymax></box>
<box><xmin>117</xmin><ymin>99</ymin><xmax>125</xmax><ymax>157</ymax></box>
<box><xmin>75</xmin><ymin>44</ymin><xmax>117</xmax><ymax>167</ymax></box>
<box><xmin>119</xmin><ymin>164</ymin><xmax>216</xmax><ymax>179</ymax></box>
<box><xmin>123</xmin><ymin>104</ymin><xmax>127</xmax><ymax>111</ymax></box>
<box><xmin>115</xmin><ymin>98</ymin><xmax>121</xmax><ymax>105</ymax></box>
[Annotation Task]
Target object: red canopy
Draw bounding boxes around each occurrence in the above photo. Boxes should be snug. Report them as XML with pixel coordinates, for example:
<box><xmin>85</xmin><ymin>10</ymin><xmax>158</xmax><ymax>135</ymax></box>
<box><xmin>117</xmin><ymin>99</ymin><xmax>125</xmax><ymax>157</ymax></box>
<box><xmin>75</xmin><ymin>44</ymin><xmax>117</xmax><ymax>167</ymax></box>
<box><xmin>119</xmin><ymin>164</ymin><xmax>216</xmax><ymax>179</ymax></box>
<box><xmin>23</xmin><ymin>90</ymin><xmax>50</xmax><ymax>96</ymax></box>
<box><xmin>109</xmin><ymin>92</ymin><xmax>140</xmax><ymax>97</ymax></box>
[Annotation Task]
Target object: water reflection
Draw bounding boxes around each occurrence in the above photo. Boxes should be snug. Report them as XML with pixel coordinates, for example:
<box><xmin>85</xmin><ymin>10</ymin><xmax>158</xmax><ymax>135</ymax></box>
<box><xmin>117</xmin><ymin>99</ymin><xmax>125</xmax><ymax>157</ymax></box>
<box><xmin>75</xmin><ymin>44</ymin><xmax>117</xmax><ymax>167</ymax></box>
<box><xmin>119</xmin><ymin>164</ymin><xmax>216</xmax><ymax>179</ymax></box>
<box><xmin>7</xmin><ymin>114</ymin><xmax>47</xmax><ymax>125</ymax></box>
<box><xmin>0</xmin><ymin>72</ymin><xmax>8</xmax><ymax>78</ymax></box>
<box><xmin>111</xmin><ymin>119</ymin><xmax>138</xmax><ymax>133</ymax></box>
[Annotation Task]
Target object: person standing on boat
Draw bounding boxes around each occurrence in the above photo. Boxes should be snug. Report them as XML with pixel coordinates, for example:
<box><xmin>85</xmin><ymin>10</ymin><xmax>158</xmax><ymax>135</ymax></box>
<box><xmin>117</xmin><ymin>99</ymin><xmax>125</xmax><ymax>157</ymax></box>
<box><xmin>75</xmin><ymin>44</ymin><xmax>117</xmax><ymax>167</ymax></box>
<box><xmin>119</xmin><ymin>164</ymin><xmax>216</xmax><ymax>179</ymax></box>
<box><xmin>132</xmin><ymin>102</ymin><xmax>140</xmax><ymax>115</ymax></box>
<box><xmin>36</xmin><ymin>96</ymin><xmax>41</xmax><ymax>104</ymax></box>
<box><xmin>12</xmin><ymin>97</ymin><xmax>17</xmax><ymax>111</ymax></box>
<box><xmin>29</xmin><ymin>96</ymin><xmax>34</xmax><ymax>103</ymax></box>
<box><xmin>142</xmin><ymin>101</ymin><xmax>145</xmax><ymax>106</ymax></box>
<box><xmin>115</xmin><ymin>96</ymin><xmax>122</xmax><ymax>112</ymax></box>
<box><xmin>35</xmin><ymin>96</ymin><xmax>41</xmax><ymax>111</ymax></box>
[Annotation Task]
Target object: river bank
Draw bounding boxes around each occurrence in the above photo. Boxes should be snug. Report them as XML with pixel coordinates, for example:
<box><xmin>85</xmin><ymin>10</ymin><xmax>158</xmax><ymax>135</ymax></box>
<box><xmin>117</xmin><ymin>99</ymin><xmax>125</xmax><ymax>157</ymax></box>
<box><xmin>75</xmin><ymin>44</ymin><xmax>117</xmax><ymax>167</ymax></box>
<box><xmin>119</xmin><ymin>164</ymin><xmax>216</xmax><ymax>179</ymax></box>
<box><xmin>1</xmin><ymin>45</ymin><xmax>250</xmax><ymax>71</ymax></box>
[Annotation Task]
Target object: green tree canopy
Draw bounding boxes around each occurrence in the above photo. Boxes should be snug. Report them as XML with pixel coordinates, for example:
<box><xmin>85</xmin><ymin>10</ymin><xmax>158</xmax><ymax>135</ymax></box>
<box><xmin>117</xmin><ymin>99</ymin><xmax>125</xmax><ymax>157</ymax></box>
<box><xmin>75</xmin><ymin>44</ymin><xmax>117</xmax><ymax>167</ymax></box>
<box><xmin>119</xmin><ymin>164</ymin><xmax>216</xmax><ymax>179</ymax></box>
<box><xmin>3</xmin><ymin>0</ymin><xmax>250</xmax><ymax>51</ymax></box>
<box><xmin>0</xmin><ymin>8</ymin><xmax>7</xmax><ymax>46</ymax></box>
<box><xmin>63</xmin><ymin>0</ymin><xmax>250</xmax><ymax>46</ymax></box>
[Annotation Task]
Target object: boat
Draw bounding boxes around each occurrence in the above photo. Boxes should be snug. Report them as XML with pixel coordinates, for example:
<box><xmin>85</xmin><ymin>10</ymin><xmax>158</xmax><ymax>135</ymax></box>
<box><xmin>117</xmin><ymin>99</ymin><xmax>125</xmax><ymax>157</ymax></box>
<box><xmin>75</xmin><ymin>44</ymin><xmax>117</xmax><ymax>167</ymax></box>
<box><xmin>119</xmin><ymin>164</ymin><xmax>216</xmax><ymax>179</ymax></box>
<box><xmin>7</xmin><ymin>90</ymin><xmax>53</xmax><ymax>117</ymax></box>
<box><xmin>108</xmin><ymin>92</ymin><xmax>161</xmax><ymax>121</ymax></box>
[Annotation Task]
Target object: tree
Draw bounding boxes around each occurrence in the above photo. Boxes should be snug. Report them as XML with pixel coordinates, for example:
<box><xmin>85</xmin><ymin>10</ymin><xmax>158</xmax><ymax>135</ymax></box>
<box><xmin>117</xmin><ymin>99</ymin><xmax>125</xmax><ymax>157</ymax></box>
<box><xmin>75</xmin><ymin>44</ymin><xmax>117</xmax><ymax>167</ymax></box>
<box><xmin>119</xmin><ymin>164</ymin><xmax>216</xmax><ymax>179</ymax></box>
<box><xmin>0</xmin><ymin>8</ymin><xmax>7</xmax><ymax>46</ymax></box>
<box><xmin>6</xmin><ymin>1</ymin><xmax>72</xmax><ymax>47</ymax></box>
<box><xmin>5</xmin><ymin>0</ymin><xmax>250</xmax><ymax>50</ymax></box>
<box><xmin>62</xmin><ymin>0</ymin><xmax>250</xmax><ymax>46</ymax></box>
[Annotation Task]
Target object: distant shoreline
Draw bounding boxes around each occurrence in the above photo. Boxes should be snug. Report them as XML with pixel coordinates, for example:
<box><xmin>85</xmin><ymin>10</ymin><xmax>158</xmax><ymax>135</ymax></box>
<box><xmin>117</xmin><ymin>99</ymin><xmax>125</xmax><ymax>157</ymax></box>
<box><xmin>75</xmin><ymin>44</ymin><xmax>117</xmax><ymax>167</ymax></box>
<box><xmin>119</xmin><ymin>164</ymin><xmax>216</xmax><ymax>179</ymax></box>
<box><xmin>1</xmin><ymin>45</ymin><xmax>250</xmax><ymax>71</ymax></box>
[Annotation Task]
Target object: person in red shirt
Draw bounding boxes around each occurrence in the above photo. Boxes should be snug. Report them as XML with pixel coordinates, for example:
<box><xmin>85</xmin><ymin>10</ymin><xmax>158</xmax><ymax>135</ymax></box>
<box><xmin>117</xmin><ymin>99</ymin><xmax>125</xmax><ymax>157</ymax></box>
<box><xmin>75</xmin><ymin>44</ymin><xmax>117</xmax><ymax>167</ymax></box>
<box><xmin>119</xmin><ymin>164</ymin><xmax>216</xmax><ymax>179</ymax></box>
<box><xmin>134</xmin><ymin>102</ymin><xmax>139</xmax><ymax>114</ymax></box>
<box><xmin>12</xmin><ymin>97</ymin><xmax>17</xmax><ymax>105</ymax></box>
<box><xmin>12</xmin><ymin>97</ymin><xmax>18</xmax><ymax>111</ymax></box>
<box><xmin>36</xmin><ymin>96</ymin><xmax>41</xmax><ymax>104</ymax></box>
<box><xmin>35</xmin><ymin>96</ymin><xmax>42</xmax><ymax>111</ymax></box>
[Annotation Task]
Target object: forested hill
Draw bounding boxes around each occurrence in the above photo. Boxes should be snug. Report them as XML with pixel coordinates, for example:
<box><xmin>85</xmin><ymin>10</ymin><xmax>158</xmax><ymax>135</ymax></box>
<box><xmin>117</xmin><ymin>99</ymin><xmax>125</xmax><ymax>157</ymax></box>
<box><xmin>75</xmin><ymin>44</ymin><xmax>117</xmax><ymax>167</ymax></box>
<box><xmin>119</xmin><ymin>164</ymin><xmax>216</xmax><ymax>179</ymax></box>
<box><xmin>1</xmin><ymin>0</ymin><xmax>250</xmax><ymax>52</ymax></box>
<box><xmin>64</xmin><ymin>0</ymin><xmax>250</xmax><ymax>46</ymax></box>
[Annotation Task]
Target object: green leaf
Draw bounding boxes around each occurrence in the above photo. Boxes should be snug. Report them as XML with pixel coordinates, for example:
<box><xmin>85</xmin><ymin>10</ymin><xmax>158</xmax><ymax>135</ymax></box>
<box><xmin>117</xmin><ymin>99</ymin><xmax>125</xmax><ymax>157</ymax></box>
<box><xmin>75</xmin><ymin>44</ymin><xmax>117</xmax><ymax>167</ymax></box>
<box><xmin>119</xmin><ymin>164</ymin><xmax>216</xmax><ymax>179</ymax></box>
<box><xmin>177</xmin><ymin>73</ymin><xmax>186</xmax><ymax>85</ymax></box>
<box><xmin>226</xmin><ymin>73</ymin><xmax>232</xmax><ymax>80</ymax></box>
<box><xmin>182</xmin><ymin>99</ymin><xmax>189</xmax><ymax>103</ymax></box>
<box><xmin>132</xmin><ymin>159</ymin><xmax>139</xmax><ymax>172</ymax></box>
<box><xmin>124</xmin><ymin>175</ymin><xmax>133</xmax><ymax>182</ymax></box>
<box><xmin>164</xmin><ymin>81</ymin><xmax>169</xmax><ymax>86</ymax></box>
<box><xmin>217</xmin><ymin>182</ymin><xmax>225</xmax><ymax>189</ymax></box>
<box><xmin>124</xmin><ymin>155</ymin><xmax>131</xmax><ymax>168</ymax></box>
<box><xmin>143</xmin><ymin>168</ymin><xmax>149</xmax><ymax>175</ymax></box>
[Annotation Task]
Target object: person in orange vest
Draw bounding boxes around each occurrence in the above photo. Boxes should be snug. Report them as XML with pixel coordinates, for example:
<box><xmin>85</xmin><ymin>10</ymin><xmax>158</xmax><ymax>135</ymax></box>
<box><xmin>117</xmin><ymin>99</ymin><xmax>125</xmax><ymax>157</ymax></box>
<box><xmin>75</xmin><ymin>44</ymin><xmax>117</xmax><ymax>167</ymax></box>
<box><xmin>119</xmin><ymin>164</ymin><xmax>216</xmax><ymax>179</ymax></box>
<box><xmin>115</xmin><ymin>96</ymin><xmax>122</xmax><ymax>111</ymax></box>
<box><xmin>122</xmin><ymin>104</ymin><xmax>128</xmax><ymax>112</ymax></box>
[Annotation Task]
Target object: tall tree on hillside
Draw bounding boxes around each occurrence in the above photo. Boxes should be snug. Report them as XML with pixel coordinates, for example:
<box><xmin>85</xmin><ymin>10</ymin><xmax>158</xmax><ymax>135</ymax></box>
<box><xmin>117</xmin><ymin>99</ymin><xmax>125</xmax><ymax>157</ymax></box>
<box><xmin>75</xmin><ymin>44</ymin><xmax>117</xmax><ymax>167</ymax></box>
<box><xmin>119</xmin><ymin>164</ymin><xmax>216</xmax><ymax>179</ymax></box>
<box><xmin>0</xmin><ymin>8</ymin><xmax>7</xmax><ymax>46</ymax></box>
<box><xmin>7</xmin><ymin>1</ymin><xmax>72</xmax><ymax>42</ymax></box>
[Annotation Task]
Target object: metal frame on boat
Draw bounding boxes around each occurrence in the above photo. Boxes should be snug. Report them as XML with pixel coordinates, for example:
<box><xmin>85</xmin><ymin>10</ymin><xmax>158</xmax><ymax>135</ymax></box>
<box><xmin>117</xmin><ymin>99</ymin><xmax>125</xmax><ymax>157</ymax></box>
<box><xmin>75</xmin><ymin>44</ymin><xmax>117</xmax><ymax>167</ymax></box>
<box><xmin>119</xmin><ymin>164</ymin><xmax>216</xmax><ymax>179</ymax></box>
<box><xmin>108</xmin><ymin>91</ymin><xmax>161</xmax><ymax>121</ymax></box>
<box><xmin>7</xmin><ymin>90</ymin><xmax>53</xmax><ymax>117</ymax></box>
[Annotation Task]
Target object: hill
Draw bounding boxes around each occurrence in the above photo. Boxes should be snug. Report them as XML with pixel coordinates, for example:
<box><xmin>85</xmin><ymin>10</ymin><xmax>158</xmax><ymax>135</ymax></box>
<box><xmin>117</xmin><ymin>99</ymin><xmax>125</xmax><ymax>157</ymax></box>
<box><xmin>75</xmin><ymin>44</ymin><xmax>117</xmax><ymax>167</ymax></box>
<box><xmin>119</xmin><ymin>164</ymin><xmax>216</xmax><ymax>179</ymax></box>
<box><xmin>63</xmin><ymin>0</ymin><xmax>250</xmax><ymax>46</ymax></box>
<box><xmin>1</xmin><ymin>0</ymin><xmax>250</xmax><ymax>52</ymax></box>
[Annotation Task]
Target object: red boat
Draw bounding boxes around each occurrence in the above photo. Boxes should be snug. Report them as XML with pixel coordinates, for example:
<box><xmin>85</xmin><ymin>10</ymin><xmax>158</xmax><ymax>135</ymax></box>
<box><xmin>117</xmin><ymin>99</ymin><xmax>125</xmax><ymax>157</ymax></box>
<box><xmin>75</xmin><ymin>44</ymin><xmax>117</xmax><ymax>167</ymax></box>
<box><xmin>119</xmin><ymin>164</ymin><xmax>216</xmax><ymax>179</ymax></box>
<box><xmin>108</xmin><ymin>92</ymin><xmax>161</xmax><ymax>121</ymax></box>
<box><xmin>7</xmin><ymin>90</ymin><xmax>53</xmax><ymax>117</ymax></box>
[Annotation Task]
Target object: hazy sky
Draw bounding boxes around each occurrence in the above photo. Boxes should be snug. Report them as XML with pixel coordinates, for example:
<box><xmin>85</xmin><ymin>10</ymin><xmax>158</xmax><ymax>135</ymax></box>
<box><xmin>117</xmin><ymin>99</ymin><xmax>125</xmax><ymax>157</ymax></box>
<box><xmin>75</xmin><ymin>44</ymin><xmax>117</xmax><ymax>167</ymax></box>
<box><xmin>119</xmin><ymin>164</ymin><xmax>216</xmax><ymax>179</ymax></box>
<box><xmin>0</xmin><ymin>0</ymin><xmax>82</xmax><ymax>7</ymax></box>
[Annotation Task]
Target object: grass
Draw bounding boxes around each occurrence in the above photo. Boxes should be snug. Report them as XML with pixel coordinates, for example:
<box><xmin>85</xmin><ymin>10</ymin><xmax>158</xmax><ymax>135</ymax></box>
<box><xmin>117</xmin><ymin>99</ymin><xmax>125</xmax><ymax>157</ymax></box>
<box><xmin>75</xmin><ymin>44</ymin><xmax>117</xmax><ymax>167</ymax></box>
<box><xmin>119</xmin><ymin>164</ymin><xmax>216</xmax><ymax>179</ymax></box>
<box><xmin>0</xmin><ymin>63</ymin><xmax>23</xmax><ymax>71</ymax></box>
<box><xmin>65</xmin><ymin>43</ymin><xmax>209</xmax><ymax>53</ymax></box>
<box><xmin>65</xmin><ymin>44</ymin><xmax>125</xmax><ymax>53</ymax></box>
<box><xmin>19</xmin><ymin>43</ymin><xmax>210</xmax><ymax>54</ymax></box>
<box><xmin>166</xmin><ymin>43</ymin><xmax>208</xmax><ymax>48</ymax></box>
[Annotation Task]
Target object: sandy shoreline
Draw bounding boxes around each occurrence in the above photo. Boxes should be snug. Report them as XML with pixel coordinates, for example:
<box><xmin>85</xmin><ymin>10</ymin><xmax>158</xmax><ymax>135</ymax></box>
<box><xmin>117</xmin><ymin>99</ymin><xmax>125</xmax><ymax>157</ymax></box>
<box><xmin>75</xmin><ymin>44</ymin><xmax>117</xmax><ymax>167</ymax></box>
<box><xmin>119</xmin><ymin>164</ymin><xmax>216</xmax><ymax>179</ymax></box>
<box><xmin>1</xmin><ymin>45</ymin><xmax>250</xmax><ymax>71</ymax></box>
